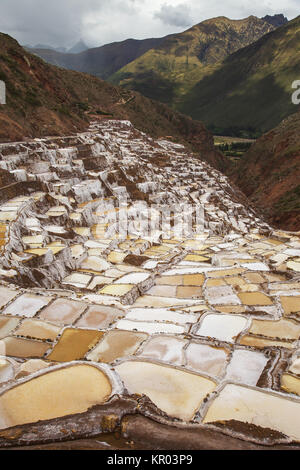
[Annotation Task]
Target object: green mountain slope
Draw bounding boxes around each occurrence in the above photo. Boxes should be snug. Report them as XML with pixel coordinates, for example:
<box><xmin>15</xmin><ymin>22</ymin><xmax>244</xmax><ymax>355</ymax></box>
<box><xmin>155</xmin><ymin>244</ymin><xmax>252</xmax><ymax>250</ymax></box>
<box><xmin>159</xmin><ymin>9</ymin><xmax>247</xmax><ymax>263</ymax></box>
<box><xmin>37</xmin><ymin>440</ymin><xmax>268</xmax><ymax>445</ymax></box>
<box><xmin>111</xmin><ymin>15</ymin><xmax>282</xmax><ymax>104</ymax></box>
<box><xmin>229</xmin><ymin>110</ymin><xmax>300</xmax><ymax>230</ymax></box>
<box><xmin>0</xmin><ymin>32</ymin><xmax>225</xmax><ymax>169</ymax></box>
<box><xmin>179</xmin><ymin>16</ymin><xmax>300</xmax><ymax>137</ymax></box>
<box><xmin>27</xmin><ymin>37</ymin><xmax>169</xmax><ymax>80</ymax></box>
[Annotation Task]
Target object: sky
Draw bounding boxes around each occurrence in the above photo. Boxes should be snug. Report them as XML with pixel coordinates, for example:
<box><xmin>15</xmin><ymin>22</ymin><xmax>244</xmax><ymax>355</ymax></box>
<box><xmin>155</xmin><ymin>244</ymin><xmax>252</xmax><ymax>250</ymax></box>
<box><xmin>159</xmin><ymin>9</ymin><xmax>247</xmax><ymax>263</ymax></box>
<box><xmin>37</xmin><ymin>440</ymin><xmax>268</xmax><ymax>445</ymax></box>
<box><xmin>0</xmin><ymin>0</ymin><xmax>298</xmax><ymax>49</ymax></box>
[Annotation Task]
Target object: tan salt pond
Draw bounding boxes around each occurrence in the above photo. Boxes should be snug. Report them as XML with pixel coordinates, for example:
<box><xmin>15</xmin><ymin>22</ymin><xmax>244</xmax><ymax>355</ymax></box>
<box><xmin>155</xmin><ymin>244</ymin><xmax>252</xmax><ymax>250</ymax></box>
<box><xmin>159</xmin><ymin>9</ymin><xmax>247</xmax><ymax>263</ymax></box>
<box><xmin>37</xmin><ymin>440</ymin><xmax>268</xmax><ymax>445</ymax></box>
<box><xmin>14</xmin><ymin>319</ymin><xmax>61</xmax><ymax>341</ymax></box>
<box><xmin>156</xmin><ymin>275</ymin><xmax>183</xmax><ymax>285</ymax></box>
<box><xmin>249</xmin><ymin>318</ymin><xmax>300</xmax><ymax>340</ymax></box>
<box><xmin>47</xmin><ymin>328</ymin><xmax>104</xmax><ymax>362</ymax></box>
<box><xmin>98</xmin><ymin>284</ymin><xmax>134</xmax><ymax>297</ymax></box>
<box><xmin>176</xmin><ymin>286</ymin><xmax>203</xmax><ymax>298</ymax></box>
<box><xmin>107</xmin><ymin>251</ymin><xmax>127</xmax><ymax>264</ymax></box>
<box><xmin>73</xmin><ymin>227</ymin><xmax>91</xmax><ymax>237</ymax></box>
<box><xmin>281</xmin><ymin>374</ymin><xmax>300</xmax><ymax>396</ymax></box>
<box><xmin>38</xmin><ymin>298</ymin><xmax>87</xmax><ymax>325</ymax></box>
<box><xmin>239</xmin><ymin>335</ymin><xmax>294</xmax><ymax>349</ymax></box>
<box><xmin>0</xmin><ymin>316</ymin><xmax>20</xmax><ymax>339</ymax></box>
<box><xmin>2</xmin><ymin>337</ymin><xmax>50</xmax><ymax>358</ymax></box>
<box><xmin>238</xmin><ymin>292</ymin><xmax>273</xmax><ymax>306</ymax></box>
<box><xmin>0</xmin><ymin>364</ymin><xmax>112</xmax><ymax>430</ymax></box>
<box><xmin>244</xmin><ymin>273</ymin><xmax>265</xmax><ymax>284</ymax></box>
<box><xmin>76</xmin><ymin>305</ymin><xmax>123</xmax><ymax>329</ymax></box>
<box><xmin>87</xmin><ymin>330</ymin><xmax>148</xmax><ymax>363</ymax></box>
<box><xmin>280</xmin><ymin>296</ymin><xmax>300</xmax><ymax>316</ymax></box>
<box><xmin>203</xmin><ymin>383</ymin><xmax>300</xmax><ymax>441</ymax></box>
<box><xmin>116</xmin><ymin>361</ymin><xmax>216</xmax><ymax>421</ymax></box>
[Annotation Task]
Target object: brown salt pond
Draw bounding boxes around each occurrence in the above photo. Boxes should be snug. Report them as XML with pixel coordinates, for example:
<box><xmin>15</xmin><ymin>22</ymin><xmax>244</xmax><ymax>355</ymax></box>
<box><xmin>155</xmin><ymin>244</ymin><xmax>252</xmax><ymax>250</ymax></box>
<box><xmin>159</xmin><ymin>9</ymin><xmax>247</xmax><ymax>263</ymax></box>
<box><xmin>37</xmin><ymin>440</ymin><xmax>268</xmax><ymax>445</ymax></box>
<box><xmin>47</xmin><ymin>328</ymin><xmax>104</xmax><ymax>362</ymax></box>
<box><xmin>2</xmin><ymin>337</ymin><xmax>50</xmax><ymax>358</ymax></box>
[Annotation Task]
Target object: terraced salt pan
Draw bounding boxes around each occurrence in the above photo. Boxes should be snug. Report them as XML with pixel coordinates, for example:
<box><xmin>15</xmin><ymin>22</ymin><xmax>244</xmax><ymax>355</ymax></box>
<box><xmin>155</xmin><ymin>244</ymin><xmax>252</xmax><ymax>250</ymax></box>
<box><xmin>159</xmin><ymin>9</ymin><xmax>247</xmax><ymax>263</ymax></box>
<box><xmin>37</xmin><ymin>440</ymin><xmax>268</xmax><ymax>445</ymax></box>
<box><xmin>0</xmin><ymin>316</ymin><xmax>20</xmax><ymax>339</ymax></box>
<box><xmin>114</xmin><ymin>272</ymin><xmax>151</xmax><ymax>284</ymax></box>
<box><xmin>115</xmin><ymin>319</ymin><xmax>186</xmax><ymax>335</ymax></box>
<box><xmin>38</xmin><ymin>298</ymin><xmax>87</xmax><ymax>325</ymax></box>
<box><xmin>80</xmin><ymin>256</ymin><xmax>110</xmax><ymax>273</ymax></box>
<box><xmin>203</xmin><ymin>383</ymin><xmax>300</xmax><ymax>441</ymax></box>
<box><xmin>0</xmin><ymin>286</ymin><xmax>18</xmax><ymax>308</ymax></box>
<box><xmin>196</xmin><ymin>314</ymin><xmax>248</xmax><ymax>343</ymax></box>
<box><xmin>2</xmin><ymin>337</ymin><xmax>50</xmax><ymax>358</ymax></box>
<box><xmin>125</xmin><ymin>308</ymin><xmax>199</xmax><ymax>324</ymax></box>
<box><xmin>280</xmin><ymin>296</ymin><xmax>300</xmax><ymax>316</ymax></box>
<box><xmin>76</xmin><ymin>305</ymin><xmax>123</xmax><ymax>329</ymax></box>
<box><xmin>98</xmin><ymin>284</ymin><xmax>135</xmax><ymax>297</ymax></box>
<box><xmin>239</xmin><ymin>335</ymin><xmax>294</xmax><ymax>349</ymax></box>
<box><xmin>249</xmin><ymin>318</ymin><xmax>300</xmax><ymax>340</ymax></box>
<box><xmin>116</xmin><ymin>361</ymin><xmax>216</xmax><ymax>421</ymax></box>
<box><xmin>87</xmin><ymin>330</ymin><xmax>148</xmax><ymax>363</ymax></box>
<box><xmin>0</xmin><ymin>358</ymin><xmax>15</xmax><ymax>384</ymax></box>
<box><xmin>3</xmin><ymin>294</ymin><xmax>52</xmax><ymax>318</ymax></box>
<box><xmin>289</xmin><ymin>354</ymin><xmax>300</xmax><ymax>374</ymax></box>
<box><xmin>205</xmin><ymin>286</ymin><xmax>241</xmax><ymax>306</ymax></box>
<box><xmin>14</xmin><ymin>319</ymin><xmax>61</xmax><ymax>341</ymax></box>
<box><xmin>238</xmin><ymin>292</ymin><xmax>273</xmax><ymax>306</ymax></box>
<box><xmin>138</xmin><ymin>336</ymin><xmax>187</xmax><ymax>365</ymax></box>
<box><xmin>224</xmin><ymin>349</ymin><xmax>268</xmax><ymax>386</ymax></box>
<box><xmin>47</xmin><ymin>328</ymin><xmax>104</xmax><ymax>362</ymax></box>
<box><xmin>281</xmin><ymin>374</ymin><xmax>300</xmax><ymax>396</ymax></box>
<box><xmin>63</xmin><ymin>273</ymin><xmax>92</xmax><ymax>288</ymax></box>
<box><xmin>185</xmin><ymin>343</ymin><xmax>229</xmax><ymax>377</ymax></box>
<box><xmin>0</xmin><ymin>364</ymin><xmax>113</xmax><ymax>430</ymax></box>
<box><xmin>131</xmin><ymin>295</ymin><xmax>202</xmax><ymax>308</ymax></box>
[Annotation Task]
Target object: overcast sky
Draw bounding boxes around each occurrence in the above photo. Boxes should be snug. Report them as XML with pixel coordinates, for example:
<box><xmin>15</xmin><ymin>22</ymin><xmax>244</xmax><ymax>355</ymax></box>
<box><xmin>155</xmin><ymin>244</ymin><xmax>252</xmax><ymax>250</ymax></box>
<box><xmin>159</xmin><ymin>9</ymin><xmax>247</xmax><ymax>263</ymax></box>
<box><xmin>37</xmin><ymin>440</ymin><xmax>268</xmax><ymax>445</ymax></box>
<box><xmin>0</xmin><ymin>0</ymin><xmax>298</xmax><ymax>49</ymax></box>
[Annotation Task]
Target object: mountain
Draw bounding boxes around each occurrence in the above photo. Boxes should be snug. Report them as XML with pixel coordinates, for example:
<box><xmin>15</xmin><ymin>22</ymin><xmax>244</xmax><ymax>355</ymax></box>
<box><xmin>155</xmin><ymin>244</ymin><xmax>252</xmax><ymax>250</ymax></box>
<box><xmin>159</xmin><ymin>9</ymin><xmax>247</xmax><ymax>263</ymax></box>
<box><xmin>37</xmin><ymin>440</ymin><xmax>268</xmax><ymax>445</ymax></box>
<box><xmin>262</xmin><ymin>14</ymin><xmax>288</xmax><ymax>27</ymax></box>
<box><xmin>68</xmin><ymin>39</ymin><xmax>88</xmax><ymax>54</ymax></box>
<box><xmin>178</xmin><ymin>16</ymin><xmax>300</xmax><ymax>137</ymax></box>
<box><xmin>230</xmin><ymin>110</ymin><xmax>300</xmax><ymax>230</ymax></box>
<box><xmin>28</xmin><ymin>36</ymin><xmax>169</xmax><ymax>80</ymax></box>
<box><xmin>111</xmin><ymin>15</ymin><xmax>284</xmax><ymax>105</ymax></box>
<box><xmin>28</xmin><ymin>44</ymin><xmax>67</xmax><ymax>53</ymax></box>
<box><xmin>0</xmin><ymin>32</ymin><xmax>224</xmax><ymax>169</ymax></box>
<box><xmin>27</xmin><ymin>14</ymin><xmax>284</xmax><ymax>86</ymax></box>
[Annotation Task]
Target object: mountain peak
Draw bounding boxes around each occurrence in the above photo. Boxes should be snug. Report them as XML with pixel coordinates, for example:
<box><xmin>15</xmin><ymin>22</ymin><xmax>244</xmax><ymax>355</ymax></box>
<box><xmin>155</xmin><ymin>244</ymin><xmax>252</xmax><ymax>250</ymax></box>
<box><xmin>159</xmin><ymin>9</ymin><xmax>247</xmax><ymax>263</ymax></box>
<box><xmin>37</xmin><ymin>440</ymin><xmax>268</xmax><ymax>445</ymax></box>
<box><xmin>261</xmin><ymin>14</ymin><xmax>288</xmax><ymax>27</ymax></box>
<box><xmin>68</xmin><ymin>39</ymin><xmax>88</xmax><ymax>54</ymax></box>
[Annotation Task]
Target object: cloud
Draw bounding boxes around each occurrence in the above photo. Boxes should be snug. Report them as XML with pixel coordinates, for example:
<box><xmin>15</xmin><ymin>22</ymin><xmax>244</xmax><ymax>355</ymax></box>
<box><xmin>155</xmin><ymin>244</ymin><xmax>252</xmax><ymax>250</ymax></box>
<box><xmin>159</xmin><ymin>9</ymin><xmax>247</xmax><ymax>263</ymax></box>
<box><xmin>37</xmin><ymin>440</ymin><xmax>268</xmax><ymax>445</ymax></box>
<box><xmin>154</xmin><ymin>3</ymin><xmax>193</xmax><ymax>27</ymax></box>
<box><xmin>0</xmin><ymin>0</ymin><xmax>298</xmax><ymax>49</ymax></box>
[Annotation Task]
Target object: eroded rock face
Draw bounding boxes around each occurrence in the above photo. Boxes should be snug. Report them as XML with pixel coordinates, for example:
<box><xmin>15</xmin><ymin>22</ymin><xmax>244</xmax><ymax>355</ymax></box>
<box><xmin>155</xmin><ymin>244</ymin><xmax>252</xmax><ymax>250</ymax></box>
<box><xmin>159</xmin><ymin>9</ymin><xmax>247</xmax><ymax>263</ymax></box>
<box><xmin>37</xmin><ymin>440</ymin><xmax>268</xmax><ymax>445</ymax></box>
<box><xmin>0</xmin><ymin>120</ymin><xmax>299</xmax><ymax>449</ymax></box>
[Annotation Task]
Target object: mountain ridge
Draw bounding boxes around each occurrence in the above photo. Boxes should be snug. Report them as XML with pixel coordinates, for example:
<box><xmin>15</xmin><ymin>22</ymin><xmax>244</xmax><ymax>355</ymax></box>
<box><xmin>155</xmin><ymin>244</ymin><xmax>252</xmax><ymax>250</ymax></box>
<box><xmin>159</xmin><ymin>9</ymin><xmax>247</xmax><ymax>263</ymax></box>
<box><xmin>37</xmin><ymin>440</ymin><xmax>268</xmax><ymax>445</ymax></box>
<box><xmin>0</xmin><ymin>31</ymin><xmax>225</xmax><ymax>170</ymax></box>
